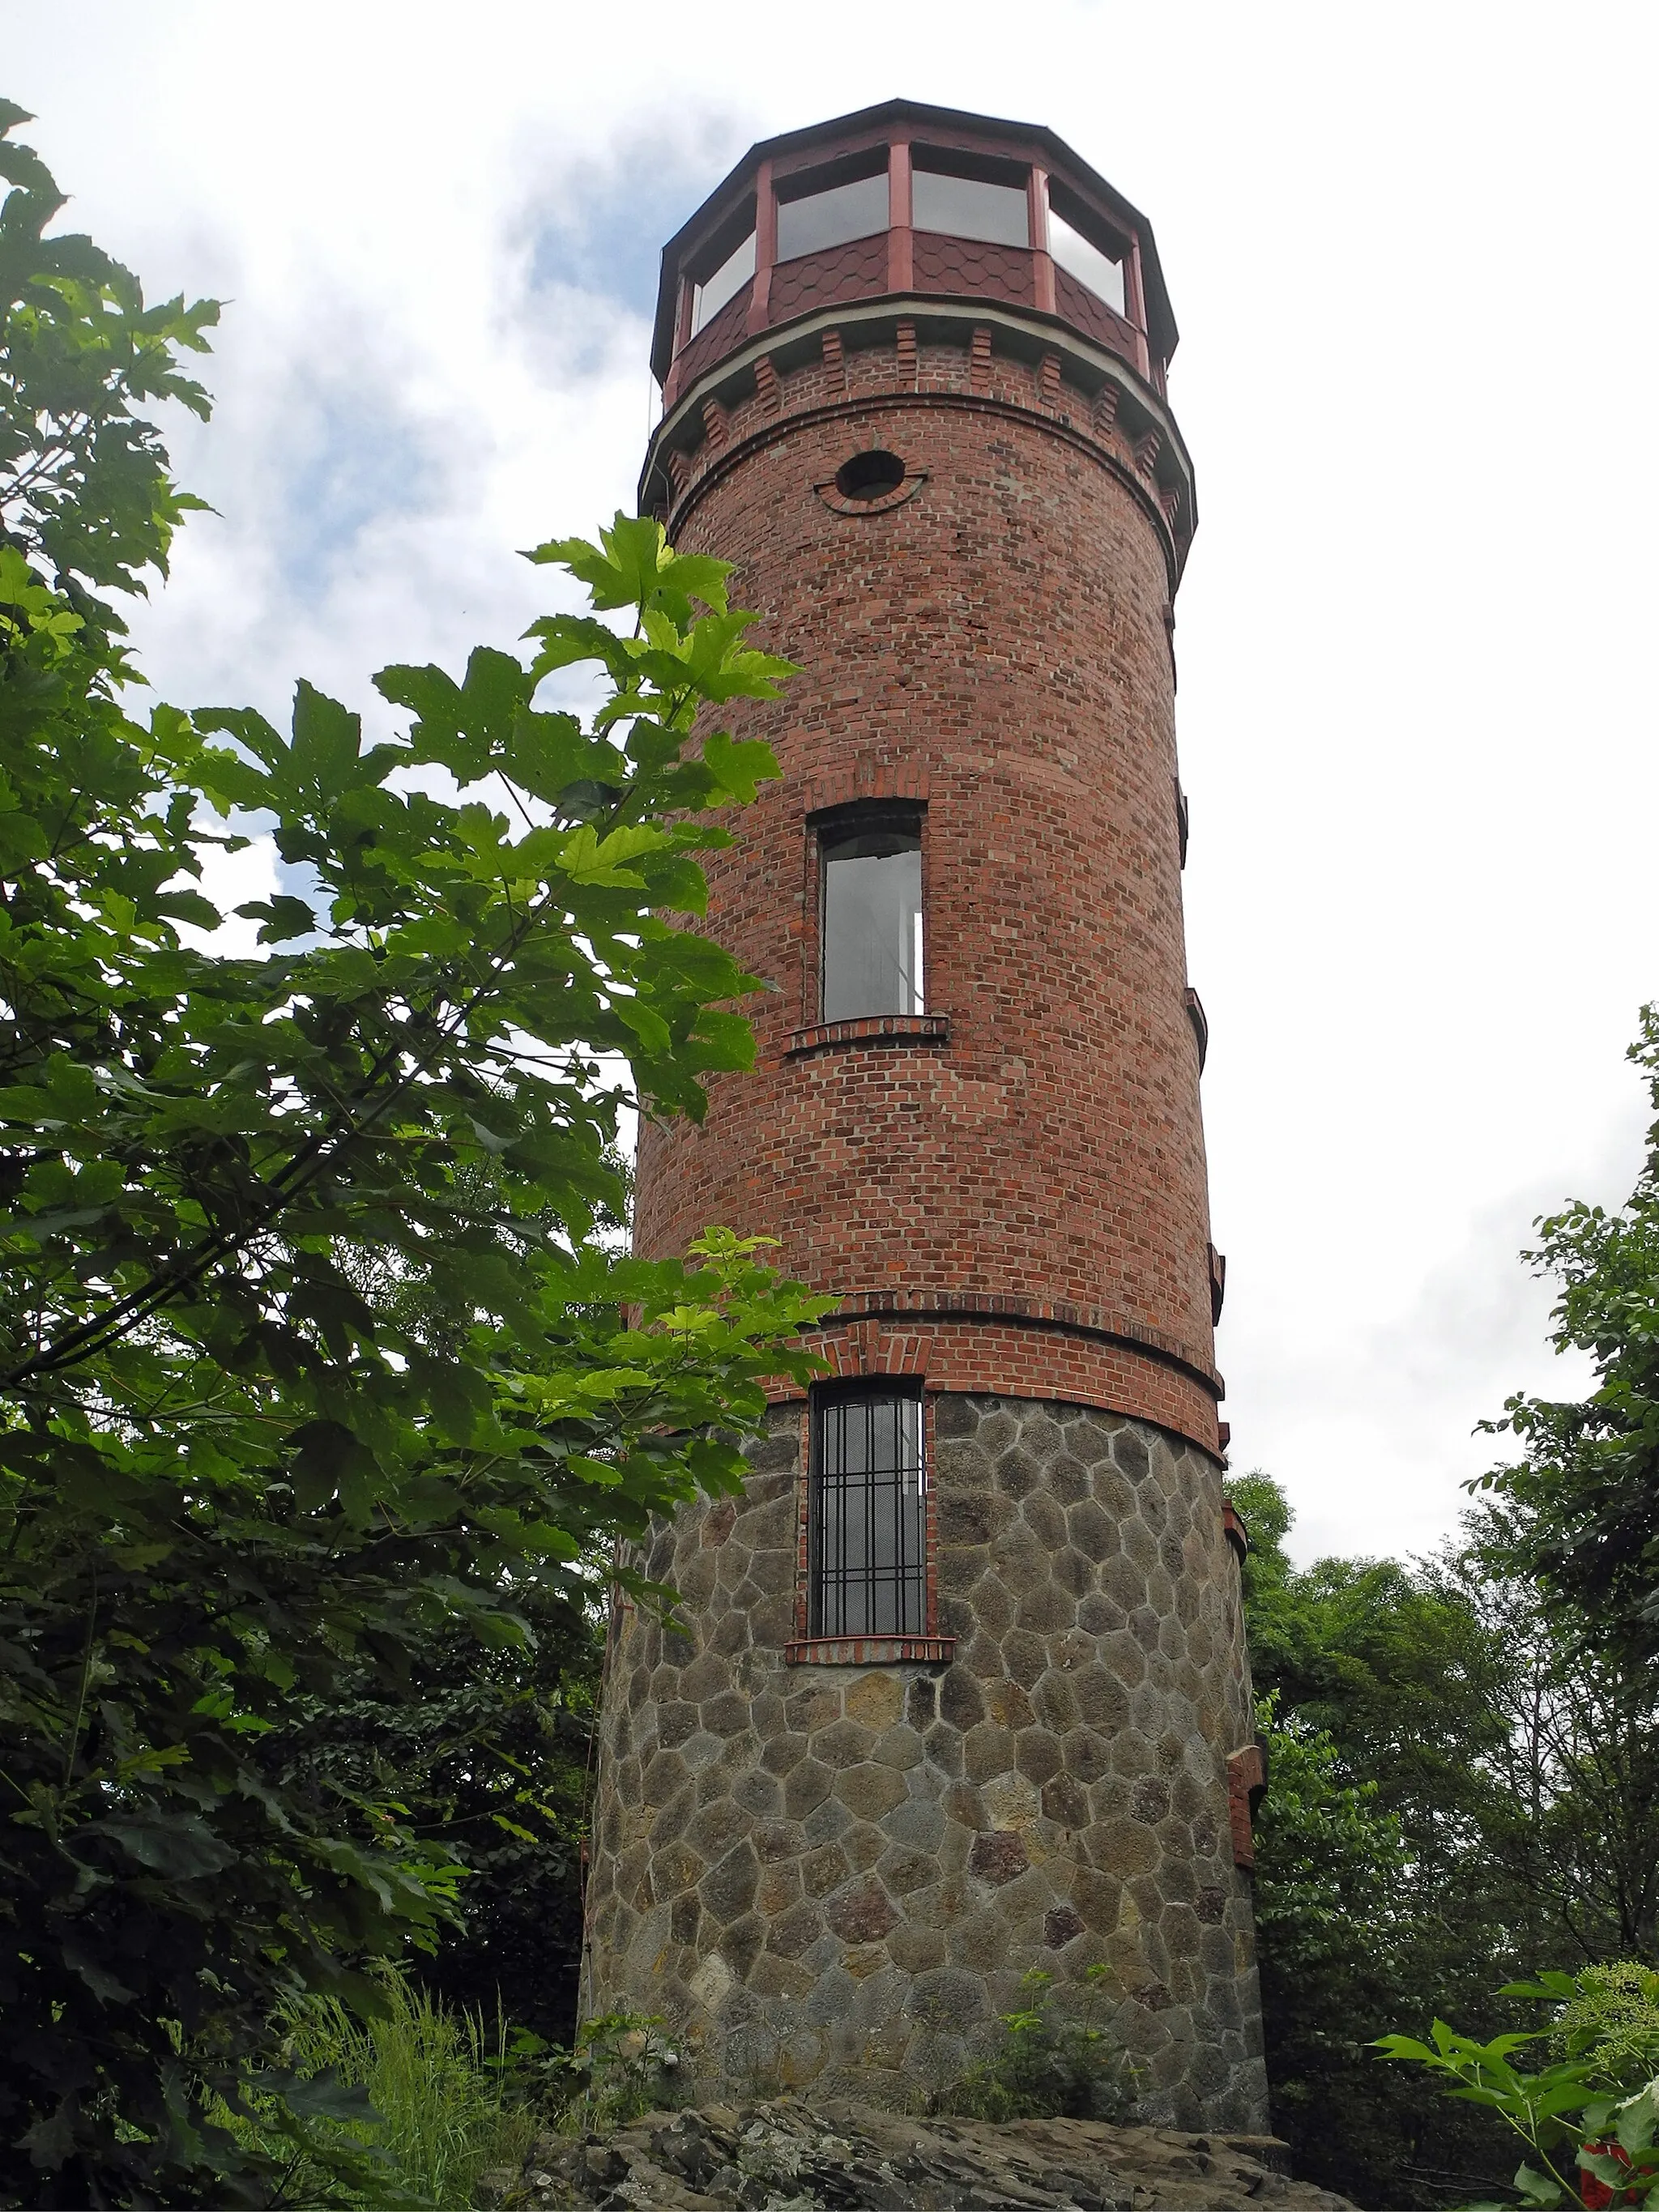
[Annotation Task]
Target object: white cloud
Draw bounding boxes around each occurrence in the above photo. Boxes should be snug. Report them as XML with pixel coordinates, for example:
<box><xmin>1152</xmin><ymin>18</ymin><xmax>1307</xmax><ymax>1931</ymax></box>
<box><xmin>178</xmin><ymin>835</ymin><xmax>282</xmax><ymax>959</ymax></box>
<box><xmin>12</xmin><ymin>0</ymin><xmax>1657</xmax><ymax>1565</ymax></box>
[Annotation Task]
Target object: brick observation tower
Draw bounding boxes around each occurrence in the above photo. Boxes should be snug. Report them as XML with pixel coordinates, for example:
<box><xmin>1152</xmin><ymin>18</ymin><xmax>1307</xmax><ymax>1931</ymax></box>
<box><xmin>584</xmin><ymin>99</ymin><xmax>1268</xmax><ymax>2132</ymax></box>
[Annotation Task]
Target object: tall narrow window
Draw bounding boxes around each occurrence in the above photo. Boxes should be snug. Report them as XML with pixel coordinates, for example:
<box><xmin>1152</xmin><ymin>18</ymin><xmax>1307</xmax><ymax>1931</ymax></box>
<box><xmin>820</xmin><ymin>815</ymin><xmax>923</xmax><ymax>1022</ymax></box>
<box><xmin>810</xmin><ymin>1392</ymin><xmax>927</xmax><ymax>1637</ymax></box>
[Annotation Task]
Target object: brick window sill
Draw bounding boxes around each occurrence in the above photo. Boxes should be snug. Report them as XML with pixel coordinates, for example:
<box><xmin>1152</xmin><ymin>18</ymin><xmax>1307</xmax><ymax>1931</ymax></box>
<box><xmin>784</xmin><ymin>1634</ymin><xmax>956</xmax><ymax>1667</ymax></box>
<box><xmin>786</xmin><ymin>1012</ymin><xmax>950</xmax><ymax>1058</ymax></box>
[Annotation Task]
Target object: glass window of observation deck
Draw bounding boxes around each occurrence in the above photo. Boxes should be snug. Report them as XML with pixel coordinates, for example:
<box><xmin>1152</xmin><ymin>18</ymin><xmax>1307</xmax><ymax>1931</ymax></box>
<box><xmin>691</xmin><ymin>231</ymin><xmax>755</xmax><ymax>334</ymax></box>
<box><xmin>1047</xmin><ymin>203</ymin><xmax>1126</xmax><ymax>316</ymax></box>
<box><xmin>776</xmin><ymin>171</ymin><xmax>889</xmax><ymax>262</ymax></box>
<box><xmin>911</xmin><ymin>164</ymin><xmax>1030</xmax><ymax>249</ymax></box>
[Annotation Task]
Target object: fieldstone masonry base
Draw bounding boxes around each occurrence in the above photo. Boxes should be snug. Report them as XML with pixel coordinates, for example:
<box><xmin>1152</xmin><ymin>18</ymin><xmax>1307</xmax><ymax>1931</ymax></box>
<box><xmin>584</xmin><ymin>1396</ymin><xmax>1268</xmax><ymax>2133</ymax></box>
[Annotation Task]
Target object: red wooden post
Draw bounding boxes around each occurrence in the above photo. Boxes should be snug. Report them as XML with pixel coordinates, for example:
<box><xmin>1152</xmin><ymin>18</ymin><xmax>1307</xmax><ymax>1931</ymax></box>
<box><xmin>1028</xmin><ymin>163</ymin><xmax>1056</xmax><ymax>313</ymax></box>
<box><xmin>887</xmin><ymin>137</ymin><xmax>912</xmax><ymax>293</ymax></box>
<box><xmin>746</xmin><ymin>159</ymin><xmax>774</xmax><ymax>335</ymax></box>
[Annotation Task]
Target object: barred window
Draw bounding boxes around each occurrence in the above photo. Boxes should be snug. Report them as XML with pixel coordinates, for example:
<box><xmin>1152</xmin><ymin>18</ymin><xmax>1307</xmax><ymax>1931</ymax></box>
<box><xmin>809</xmin><ymin>1392</ymin><xmax>927</xmax><ymax>1637</ymax></box>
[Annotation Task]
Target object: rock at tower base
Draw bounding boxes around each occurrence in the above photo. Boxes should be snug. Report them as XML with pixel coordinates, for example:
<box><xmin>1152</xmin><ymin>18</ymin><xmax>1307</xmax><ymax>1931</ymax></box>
<box><xmin>506</xmin><ymin>2097</ymin><xmax>1358</xmax><ymax>2210</ymax></box>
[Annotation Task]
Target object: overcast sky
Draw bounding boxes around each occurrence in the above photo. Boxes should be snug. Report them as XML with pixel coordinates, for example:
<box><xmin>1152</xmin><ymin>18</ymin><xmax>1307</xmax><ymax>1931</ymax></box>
<box><xmin>12</xmin><ymin>2</ymin><xmax>1657</xmax><ymax>1564</ymax></box>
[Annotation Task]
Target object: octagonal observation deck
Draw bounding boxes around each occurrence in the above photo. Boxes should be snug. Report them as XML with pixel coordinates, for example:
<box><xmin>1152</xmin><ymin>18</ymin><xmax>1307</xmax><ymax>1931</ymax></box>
<box><xmin>642</xmin><ymin>99</ymin><xmax>1195</xmax><ymax>572</ymax></box>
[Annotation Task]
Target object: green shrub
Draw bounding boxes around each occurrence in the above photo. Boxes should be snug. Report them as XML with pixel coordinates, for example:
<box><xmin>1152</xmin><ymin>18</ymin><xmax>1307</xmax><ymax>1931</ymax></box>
<box><xmin>934</xmin><ymin>1967</ymin><xmax>1135</xmax><ymax>2125</ymax></box>
<box><xmin>1376</xmin><ymin>1966</ymin><xmax>1659</xmax><ymax>2208</ymax></box>
<box><xmin>224</xmin><ymin>1969</ymin><xmax>539</xmax><ymax>2208</ymax></box>
<box><xmin>1552</xmin><ymin>1963</ymin><xmax>1659</xmax><ymax>2082</ymax></box>
<box><xmin>507</xmin><ymin>2010</ymin><xmax>684</xmax><ymax>2136</ymax></box>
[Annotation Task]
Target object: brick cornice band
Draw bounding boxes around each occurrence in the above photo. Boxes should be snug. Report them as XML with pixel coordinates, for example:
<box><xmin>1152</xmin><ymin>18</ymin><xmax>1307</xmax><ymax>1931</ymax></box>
<box><xmin>770</xmin><ymin>1305</ymin><xmax>1222</xmax><ymax>1460</ymax></box>
<box><xmin>663</xmin><ymin>378</ymin><xmax>1188</xmax><ymax>595</ymax></box>
<box><xmin>817</xmin><ymin>1288</ymin><xmax>1223</xmax><ymax>1396</ymax></box>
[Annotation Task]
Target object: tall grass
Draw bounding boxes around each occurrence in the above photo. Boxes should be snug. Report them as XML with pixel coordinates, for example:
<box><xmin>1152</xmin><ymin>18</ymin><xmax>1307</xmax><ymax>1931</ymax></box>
<box><xmin>251</xmin><ymin>1970</ymin><xmax>538</xmax><ymax>2208</ymax></box>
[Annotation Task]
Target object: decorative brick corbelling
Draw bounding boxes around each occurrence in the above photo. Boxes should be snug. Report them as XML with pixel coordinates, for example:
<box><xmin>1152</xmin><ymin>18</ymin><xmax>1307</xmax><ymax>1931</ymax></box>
<box><xmin>641</xmin><ymin>296</ymin><xmax>1196</xmax><ymax>579</ymax></box>
<box><xmin>754</xmin><ymin>352</ymin><xmax>779</xmax><ymax>412</ymax></box>
<box><xmin>969</xmin><ymin>324</ymin><xmax>992</xmax><ymax>393</ymax></box>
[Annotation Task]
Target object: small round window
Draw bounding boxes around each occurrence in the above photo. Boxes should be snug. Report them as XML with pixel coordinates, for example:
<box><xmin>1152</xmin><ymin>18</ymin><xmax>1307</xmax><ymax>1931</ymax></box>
<box><xmin>834</xmin><ymin>450</ymin><xmax>906</xmax><ymax>502</ymax></box>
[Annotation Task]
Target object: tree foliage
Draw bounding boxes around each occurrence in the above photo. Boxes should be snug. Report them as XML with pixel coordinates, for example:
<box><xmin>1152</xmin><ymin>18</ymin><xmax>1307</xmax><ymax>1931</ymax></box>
<box><xmin>1237</xmin><ymin>1441</ymin><xmax>1659</xmax><ymax>2208</ymax></box>
<box><xmin>0</xmin><ymin>109</ymin><xmax>827</xmax><ymax>2207</ymax></box>
<box><xmin>1431</xmin><ymin>1511</ymin><xmax>1659</xmax><ymax>1963</ymax></box>
<box><xmin>279</xmin><ymin>1577</ymin><xmax>603</xmax><ymax>2050</ymax></box>
<box><xmin>1479</xmin><ymin>1004</ymin><xmax>1659</xmax><ymax>1668</ymax></box>
<box><xmin>1234</xmin><ymin>1473</ymin><xmax>1520</xmax><ymax>2206</ymax></box>
<box><xmin>0</xmin><ymin>96</ymin><xmax>214</xmax><ymax>627</ymax></box>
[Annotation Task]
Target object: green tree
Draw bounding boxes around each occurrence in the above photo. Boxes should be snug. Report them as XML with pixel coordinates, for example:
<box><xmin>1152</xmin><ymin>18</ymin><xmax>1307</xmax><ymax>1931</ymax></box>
<box><xmin>1236</xmin><ymin>1459</ymin><xmax>1659</xmax><ymax>2206</ymax></box>
<box><xmin>1230</xmin><ymin>1473</ymin><xmax>1511</xmax><ymax>1863</ymax></box>
<box><xmin>1431</xmin><ymin>1506</ymin><xmax>1659</xmax><ymax>1963</ymax></box>
<box><xmin>1250</xmin><ymin>1693</ymin><xmax>1426</xmax><ymax>2201</ymax></box>
<box><xmin>0</xmin><ymin>107</ymin><xmax>826</xmax><ymax>2207</ymax></box>
<box><xmin>277</xmin><ymin>1578</ymin><xmax>604</xmax><ymax>2048</ymax></box>
<box><xmin>1232</xmin><ymin>1474</ymin><xmax>1520</xmax><ymax>2206</ymax></box>
<box><xmin>1480</xmin><ymin>1004</ymin><xmax>1659</xmax><ymax>1669</ymax></box>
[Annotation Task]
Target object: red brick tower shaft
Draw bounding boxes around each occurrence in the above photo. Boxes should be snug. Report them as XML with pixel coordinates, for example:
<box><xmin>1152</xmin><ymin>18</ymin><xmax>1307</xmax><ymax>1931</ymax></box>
<box><xmin>637</xmin><ymin>104</ymin><xmax>1217</xmax><ymax>1453</ymax></box>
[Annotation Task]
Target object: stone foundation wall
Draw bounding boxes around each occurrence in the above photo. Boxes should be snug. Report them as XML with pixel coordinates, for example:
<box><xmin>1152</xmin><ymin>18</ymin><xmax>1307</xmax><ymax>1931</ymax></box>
<box><xmin>584</xmin><ymin>1394</ymin><xmax>1266</xmax><ymax>2132</ymax></box>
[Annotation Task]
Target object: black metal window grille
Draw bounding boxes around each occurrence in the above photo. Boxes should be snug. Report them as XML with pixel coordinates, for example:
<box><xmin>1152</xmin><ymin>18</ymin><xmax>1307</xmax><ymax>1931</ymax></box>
<box><xmin>809</xmin><ymin>1393</ymin><xmax>927</xmax><ymax>1636</ymax></box>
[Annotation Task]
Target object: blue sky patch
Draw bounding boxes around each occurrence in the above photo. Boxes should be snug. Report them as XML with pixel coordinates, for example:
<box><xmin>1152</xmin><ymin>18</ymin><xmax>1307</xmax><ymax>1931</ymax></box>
<box><xmin>527</xmin><ymin>131</ymin><xmax>744</xmax><ymax>321</ymax></box>
<box><xmin>276</xmin><ymin>391</ymin><xmax>434</xmax><ymax>599</ymax></box>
